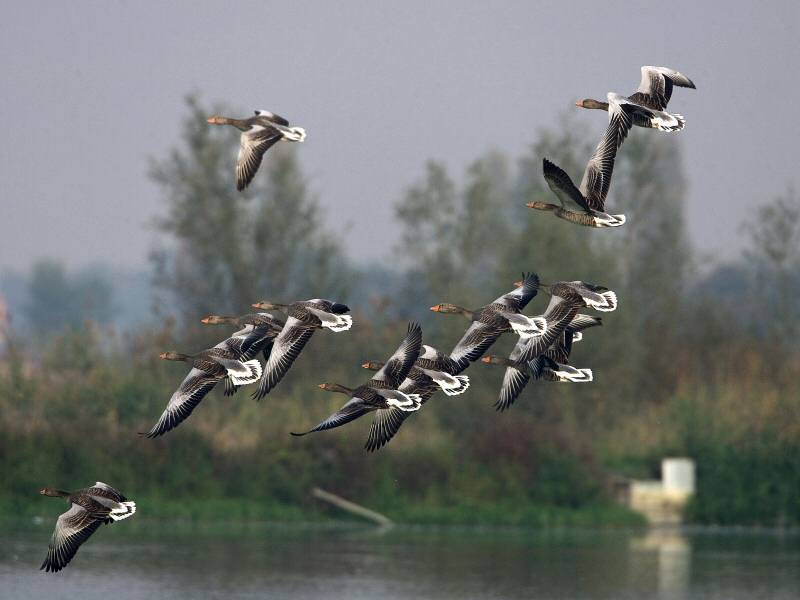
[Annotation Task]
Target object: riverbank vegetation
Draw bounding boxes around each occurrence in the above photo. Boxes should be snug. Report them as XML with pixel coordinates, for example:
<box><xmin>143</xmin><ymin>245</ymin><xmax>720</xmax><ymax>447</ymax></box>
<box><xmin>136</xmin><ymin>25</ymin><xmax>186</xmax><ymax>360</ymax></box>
<box><xmin>2</xmin><ymin>97</ymin><xmax>798</xmax><ymax>527</ymax></box>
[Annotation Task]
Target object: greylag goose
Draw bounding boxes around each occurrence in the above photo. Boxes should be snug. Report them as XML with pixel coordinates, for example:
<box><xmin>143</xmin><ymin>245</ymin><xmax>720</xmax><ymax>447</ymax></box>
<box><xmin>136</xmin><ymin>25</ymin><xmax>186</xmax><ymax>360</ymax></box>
<box><xmin>359</xmin><ymin>344</ymin><xmax>469</xmax><ymax>451</ymax></box>
<box><xmin>39</xmin><ymin>482</ymin><xmax>135</xmax><ymax>573</ymax></box>
<box><xmin>249</xmin><ymin>299</ymin><xmax>352</xmax><ymax>399</ymax></box>
<box><xmin>290</xmin><ymin>323</ymin><xmax>423</xmax><ymax>441</ymax></box>
<box><xmin>577</xmin><ymin>66</ymin><xmax>695</xmax><ymax>131</ymax></box>
<box><xmin>142</xmin><ymin>334</ymin><xmax>262</xmax><ymax>438</ymax></box>
<box><xmin>201</xmin><ymin>312</ymin><xmax>285</xmax><ymax>395</ymax></box>
<box><xmin>527</xmin><ymin>94</ymin><xmax>641</xmax><ymax>227</ymax></box>
<box><xmin>482</xmin><ymin>313</ymin><xmax>601</xmax><ymax>411</ymax></box>
<box><xmin>434</xmin><ymin>272</ymin><xmax>544</xmax><ymax>374</ymax></box>
<box><xmin>207</xmin><ymin>110</ymin><xmax>306</xmax><ymax>191</ymax></box>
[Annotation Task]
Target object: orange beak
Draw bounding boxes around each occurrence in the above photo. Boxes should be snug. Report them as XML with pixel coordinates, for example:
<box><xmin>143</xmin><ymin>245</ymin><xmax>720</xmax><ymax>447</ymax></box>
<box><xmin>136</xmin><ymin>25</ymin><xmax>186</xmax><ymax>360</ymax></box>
<box><xmin>200</xmin><ymin>317</ymin><xmax>210</xmax><ymax>324</ymax></box>
<box><xmin>430</xmin><ymin>305</ymin><xmax>441</xmax><ymax>312</ymax></box>
<box><xmin>159</xmin><ymin>352</ymin><xmax>168</xmax><ymax>359</ymax></box>
<box><xmin>317</xmin><ymin>383</ymin><xmax>326</xmax><ymax>389</ymax></box>
<box><xmin>361</xmin><ymin>362</ymin><xmax>370</xmax><ymax>369</ymax></box>
<box><xmin>251</xmin><ymin>303</ymin><xmax>260</xmax><ymax>309</ymax></box>
<box><xmin>207</xmin><ymin>116</ymin><xmax>221</xmax><ymax>124</ymax></box>
<box><xmin>514</xmin><ymin>280</ymin><xmax>523</xmax><ymax>287</ymax></box>
<box><xmin>575</xmin><ymin>100</ymin><xmax>583</xmax><ymax>108</ymax></box>
<box><xmin>525</xmin><ymin>202</ymin><xmax>535</xmax><ymax>209</ymax></box>
<box><xmin>480</xmin><ymin>356</ymin><xmax>491</xmax><ymax>363</ymax></box>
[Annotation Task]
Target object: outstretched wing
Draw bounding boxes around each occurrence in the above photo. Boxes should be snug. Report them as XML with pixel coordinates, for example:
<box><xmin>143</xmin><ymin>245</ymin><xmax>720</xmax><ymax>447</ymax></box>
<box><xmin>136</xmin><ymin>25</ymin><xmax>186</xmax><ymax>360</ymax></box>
<box><xmin>519</xmin><ymin>292</ymin><xmax>582</xmax><ymax>362</ymax></box>
<box><xmin>578</xmin><ymin>94</ymin><xmax>635</xmax><ymax>211</ymax></box>
<box><xmin>253</xmin><ymin>318</ymin><xmax>316</xmax><ymax>399</ymax></box>
<box><xmin>371</xmin><ymin>322</ymin><xmax>423</xmax><ymax>388</ymax></box>
<box><xmin>41</xmin><ymin>504</ymin><xmax>105</xmax><ymax>573</ymax></box>
<box><xmin>635</xmin><ymin>66</ymin><xmax>695</xmax><ymax>110</ymax></box>
<box><xmin>291</xmin><ymin>397</ymin><xmax>373</xmax><ymax>436</ymax></box>
<box><xmin>542</xmin><ymin>158</ymin><xmax>592</xmax><ymax>213</ymax></box>
<box><xmin>142</xmin><ymin>368</ymin><xmax>221</xmax><ymax>438</ymax></box>
<box><xmin>449</xmin><ymin>321</ymin><xmax>503</xmax><ymax>374</ymax></box>
<box><xmin>365</xmin><ymin>407</ymin><xmax>409</xmax><ymax>452</ymax></box>
<box><xmin>491</xmin><ymin>272</ymin><xmax>540</xmax><ymax>311</ymax></box>
<box><xmin>236</xmin><ymin>126</ymin><xmax>282</xmax><ymax>191</ymax></box>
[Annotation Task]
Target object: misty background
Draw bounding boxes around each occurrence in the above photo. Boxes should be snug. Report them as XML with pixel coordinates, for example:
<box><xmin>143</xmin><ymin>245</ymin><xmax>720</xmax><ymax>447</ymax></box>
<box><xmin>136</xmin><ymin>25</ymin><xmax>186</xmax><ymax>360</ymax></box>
<box><xmin>2</xmin><ymin>1</ymin><xmax>799</xmax><ymax>334</ymax></box>
<box><xmin>1</xmin><ymin>1</ymin><xmax>799</xmax><ymax>530</ymax></box>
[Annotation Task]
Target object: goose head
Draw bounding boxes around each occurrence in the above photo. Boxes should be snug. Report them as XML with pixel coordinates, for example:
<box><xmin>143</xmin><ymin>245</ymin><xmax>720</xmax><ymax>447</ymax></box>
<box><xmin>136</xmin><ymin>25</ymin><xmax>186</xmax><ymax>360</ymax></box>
<box><xmin>525</xmin><ymin>201</ymin><xmax>556</xmax><ymax>211</ymax></box>
<box><xmin>201</xmin><ymin>315</ymin><xmax>237</xmax><ymax>325</ymax></box>
<box><xmin>159</xmin><ymin>351</ymin><xmax>189</xmax><ymax>361</ymax></box>
<box><xmin>481</xmin><ymin>355</ymin><xmax>511</xmax><ymax>367</ymax></box>
<box><xmin>575</xmin><ymin>99</ymin><xmax>608</xmax><ymax>110</ymax></box>
<box><xmin>317</xmin><ymin>382</ymin><xmax>353</xmax><ymax>395</ymax></box>
<box><xmin>361</xmin><ymin>361</ymin><xmax>384</xmax><ymax>371</ymax></box>
<box><xmin>39</xmin><ymin>488</ymin><xmax>68</xmax><ymax>497</ymax></box>
<box><xmin>430</xmin><ymin>303</ymin><xmax>460</xmax><ymax>314</ymax></box>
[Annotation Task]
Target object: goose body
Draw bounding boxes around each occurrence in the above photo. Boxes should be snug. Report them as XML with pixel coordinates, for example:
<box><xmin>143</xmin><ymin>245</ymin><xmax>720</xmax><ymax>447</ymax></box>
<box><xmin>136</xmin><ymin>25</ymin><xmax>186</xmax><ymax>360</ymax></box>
<box><xmin>40</xmin><ymin>482</ymin><xmax>135</xmax><ymax>573</ymax></box>
<box><xmin>359</xmin><ymin>344</ymin><xmax>469</xmax><ymax>451</ymax></box>
<box><xmin>436</xmin><ymin>272</ymin><xmax>544</xmax><ymax>373</ymax></box>
<box><xmin>577</xmin><ymin>65</ymin><xmax>695</xmax><ymax>131</ymax></box>
<box><xmin>482</xmin><ymin>313</ymin><xmax>601</xmax><ymax>411</ymax></box>
<box><xmin>291</xmin><ymin>323</ymin><xmax>424</xmax><ymax>443</ymax></box>
<box><xmin>142</xmin><ymin>333</ymin><xmax>263</xmax><ymax>438</ymax></box>
<box><xmin>207</xmin><ymin>110</ymin><xmax>306</xmax><ymax>191</ymax></box>
<box><xmin>249</xmin><ymin>299</ymin><xmax>352</xmax><ymax>399</ymax></box>
<box><xmin>201</xmin><ymin>312</ymin><xmax>285</xmax><ymax>395</ymax></box>
<box><xmin>529</xmin><ymin>94</ymin><xmax>641</xmax><ymax>227</ymax></box>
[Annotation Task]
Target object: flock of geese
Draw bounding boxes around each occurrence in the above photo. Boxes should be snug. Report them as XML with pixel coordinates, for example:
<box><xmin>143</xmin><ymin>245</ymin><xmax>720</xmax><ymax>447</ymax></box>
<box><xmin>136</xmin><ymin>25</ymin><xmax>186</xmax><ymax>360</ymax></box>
<box><xmin>38</xmin><ymin>65</ymin><xmax>695</xmax><ymax>572</ymax></box>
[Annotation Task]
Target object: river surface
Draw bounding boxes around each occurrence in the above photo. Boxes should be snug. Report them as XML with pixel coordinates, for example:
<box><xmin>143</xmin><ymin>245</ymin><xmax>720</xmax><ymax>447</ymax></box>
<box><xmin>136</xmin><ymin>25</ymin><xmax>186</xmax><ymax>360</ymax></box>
<box><xmin>2</xmin><ymin>521</ymin><xmax>798</xmax><ymax>599</ymax></box>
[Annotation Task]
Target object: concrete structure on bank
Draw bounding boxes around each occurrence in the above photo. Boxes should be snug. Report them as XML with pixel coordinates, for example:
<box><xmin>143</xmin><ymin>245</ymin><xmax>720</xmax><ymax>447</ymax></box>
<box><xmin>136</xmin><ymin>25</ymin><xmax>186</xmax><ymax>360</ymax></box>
<box><xmin>616</xmin><ymin>458</ymin><xmax>696</xmax><ymax>525</ymax></box>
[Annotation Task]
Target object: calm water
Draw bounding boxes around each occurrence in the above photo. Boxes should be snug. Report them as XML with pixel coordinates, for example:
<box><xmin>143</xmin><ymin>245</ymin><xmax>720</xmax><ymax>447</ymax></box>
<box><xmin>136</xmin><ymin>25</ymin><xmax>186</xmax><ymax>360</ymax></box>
<box><xmin>1</xmin><ymin>521</ymin><xmax>798</xmax><ymax>599</ymax></box>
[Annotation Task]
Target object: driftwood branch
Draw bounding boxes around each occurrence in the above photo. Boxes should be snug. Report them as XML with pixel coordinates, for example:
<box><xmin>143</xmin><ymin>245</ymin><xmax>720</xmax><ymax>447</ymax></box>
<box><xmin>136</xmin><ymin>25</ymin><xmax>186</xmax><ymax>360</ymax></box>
<box><xmin>312</xmin><ymin>487</ymin><xmax>393</xmax><ymax>527</ymax></box>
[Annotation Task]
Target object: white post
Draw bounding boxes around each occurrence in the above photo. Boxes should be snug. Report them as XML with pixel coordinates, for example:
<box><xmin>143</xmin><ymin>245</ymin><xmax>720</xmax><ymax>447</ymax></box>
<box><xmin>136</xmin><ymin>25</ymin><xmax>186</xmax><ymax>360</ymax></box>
<box><xmin>662</xmin><ymin>458</ymin><xmax>695</xmax><ymax>496</ymax></box>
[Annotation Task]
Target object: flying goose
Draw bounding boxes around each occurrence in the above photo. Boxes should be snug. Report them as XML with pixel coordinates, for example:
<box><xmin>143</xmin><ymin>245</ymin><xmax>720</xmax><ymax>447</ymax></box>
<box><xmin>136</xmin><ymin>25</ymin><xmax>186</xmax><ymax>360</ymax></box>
<box><xmin>359</xmin><ymin>344</ymin><xmax>469</xmax><ymax>451</ymax></box>
<box><xmin>39</xmin><ymin>482</ymin><xmax>136</xmax><ymax>573</ymax></box>
<box><xmin>290</xmin><ymin>323</ymin><xmax>423</xmax><ymax>442</ymax></box>
<box><xmin>528</xmin><ymin>94</ymin><xmax>642</xmax><ymax>227</ymax></box>
<box><xmin>207</xmin><ymin>110</ymin><xmax>306</xmax><ymax>191</ymax></box>
<box><xmin>482</xmin><ymin>313</ymin><xmax>601</xmax><ymax>411</ymax></box>
<box><xmin>576</xmin><ymin>66</ymin><xmax>695</xmax><ymax>131</ymax></box>
<box><xmin>249</xmin><ymin>299</ymin><xmax>352</xmax><ymax>399</ymax></box>
<box><xmin>434</xmin><ymin>272</ymin><xmax>544</xmax><ymax>374</ymax></box>
<box><xmin>201</xmin><ymin>312</ymin><xmax>285</xmax><ymax>395</ymax></box>
<box><xmin>141</xmin><ymin>334</ymin><xmax>262</xmax><ymax>438</ymax></box>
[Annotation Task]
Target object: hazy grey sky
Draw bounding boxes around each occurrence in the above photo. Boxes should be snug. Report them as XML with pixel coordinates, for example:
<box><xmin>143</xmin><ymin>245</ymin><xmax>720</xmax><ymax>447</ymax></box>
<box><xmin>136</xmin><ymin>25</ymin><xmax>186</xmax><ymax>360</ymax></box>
<box><xmin>1</xmin><ymin>1</ymin><xmax>798</xmax><ymax>272</ymax></box>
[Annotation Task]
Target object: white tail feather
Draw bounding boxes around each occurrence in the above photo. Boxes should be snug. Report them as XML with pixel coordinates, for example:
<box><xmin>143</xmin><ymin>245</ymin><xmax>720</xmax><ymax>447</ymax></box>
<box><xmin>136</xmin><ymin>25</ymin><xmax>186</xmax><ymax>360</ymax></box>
<box><xmin>594</xmin><ymin>212</ymin><xmax>626</xmax><ymax>227</ymax></box>
<box><xmin>109</xmin><ymin>501</ymin><xmax>136</xmax><ymax>521</ymax></box>
<box><xmin>323</xmin><ymin>314</ymin><xmax>352</xmax><ymax>332</ymax></box>
<box><xmin>572</xmin><ymin>332</ymin><xmax>583</xmax><ymax>343</ymax></box>
<box><xmin>229</xmin><ymin>360</ymin><xmax>262</xmax><ymax>385</ymax></box>
<box><xmin>283</xmin><ymin>126</ymin><xmax>306</xmax><ymax>142</ymax></box>
<box><xmin>438</xmin><ymin>374</ymin><xmax>470</xmax><ymax>396</ymax></box>
<box><xmin>387</xmin><ymin>393</ymin><xmax>423</xmax><ymax>412</ymax></box>
<box><xmin>511</xmin><ymin>315</ymin><xmax>546</xmax><ymax>338</ymax></box>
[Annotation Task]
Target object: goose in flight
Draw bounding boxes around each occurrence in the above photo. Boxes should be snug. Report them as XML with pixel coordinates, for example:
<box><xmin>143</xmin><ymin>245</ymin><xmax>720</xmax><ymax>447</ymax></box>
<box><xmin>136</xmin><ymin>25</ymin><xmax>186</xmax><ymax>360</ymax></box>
<box><xmin>290</xmin><ymin>323</ymin><xmax>423</xmax><ymax>441</ymax></box>
<box><xmin>141</xmin><ymin>333</ymin><xmax>262</xmax><ymax>438</ymax></box>
<box><xmin>434</xmin><ymin>272</ymin><xmax>544</xmax><ymax>374</ymax></box>
<box><xmin>482</xmin><ymin>313</ymin><xmax>601</xmax><ymax>411</ymax></box>
<box><xmin>201</xmin><ymin>311</ymin><xmax>285</xmax><ymax>395</ymax></box>
<box><xmin>39</xmin><ymin>482</ymin><xmax>136</xmax><ymax>573</ymax></box>
<box><xmin>249</xmin><ymin>299</ymin><xmax>351</xmax><ymax>399</ymax></box>
<box><xmin>576</xmin><ymin>66</ymin><xmax>695</xmax><ymax>131</ymax></box>
<box><xmin>359</xmin><ymin>344</ymin><xmax>469</xmax><ymax>451</ymax></box>
<box><xmin>207</xmin><ymin>110</ymin><xmax>306</xmax><ymax>191</ymax></box>
<box><xmin>528</xmin><ymin>94</ymin><xmax>641</xmax><ymax>227</ymax></box>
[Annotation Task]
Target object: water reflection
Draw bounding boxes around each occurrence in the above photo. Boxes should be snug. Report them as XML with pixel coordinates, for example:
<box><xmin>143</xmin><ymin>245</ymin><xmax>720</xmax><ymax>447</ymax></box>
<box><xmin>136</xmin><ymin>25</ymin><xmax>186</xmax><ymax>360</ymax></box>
<box><xmin>631</xmin><ymin>529</ymin><xmax>691</xmax><ymax>600</ymax></box>
<box><xmin>1</xmin><ymin>521</ymin><xmax>797</xmax><ymax>600</ymax></box>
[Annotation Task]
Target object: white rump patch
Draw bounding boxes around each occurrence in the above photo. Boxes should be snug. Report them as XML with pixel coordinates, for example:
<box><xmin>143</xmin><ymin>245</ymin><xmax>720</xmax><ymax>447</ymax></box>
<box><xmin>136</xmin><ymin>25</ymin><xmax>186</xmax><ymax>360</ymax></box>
<box><xmin>572</xmin><ymin>332</ymin><xmax>583</xmax><ymax>343</ymax></box>
<box><xmin>228</xmin><ymin>360</ymin><xmax>262</xmax><ymax>385</ymax></box>
<box><xmin>322</xmin><ymin>313</ymin><xmax>352</xmax><ymax>332</ymax></box>
<box><xmin>429</xmin><ymin>372</ymin><xmax>470</xmax><ymax>396</ymax></box>
<box><xmin>387</xmin><ymin>393</ymin><xmax>423</xmax><ymax>412</ymax></box>
<box><xmin>109</xmin><ymin>501</ymin><xmax>137</xmax><ymax>521</ymax></box>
